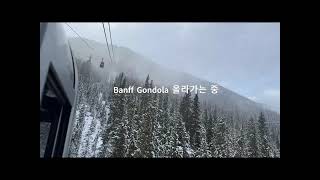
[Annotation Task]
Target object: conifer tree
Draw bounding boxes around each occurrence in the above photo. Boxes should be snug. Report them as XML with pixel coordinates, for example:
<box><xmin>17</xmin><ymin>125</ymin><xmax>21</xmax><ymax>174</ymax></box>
<box><xmin>258</xmin><ymin>112</ymin><xmax>270</xmax><ymax>157</ymax></box>
<box><xmin>175</xmin><ymin>108</ymin><xmax>192</xmax><ymax>157</ymax></box>
<box><xmin>179</xmin><ymin>90</ymin><xmax>193</xmax><ymax>137</ymax></box>
<box><xmin>235</xmin><ymin>126</ymin><xmax>246</xmax><ymax>157</ymax></box>
<box><xmin>139</xmin><ymin>75</ymin><xmax>154</xmax><ymax>157</ymax></box>
<box><xmin>107</xmin><ymin>73</ymin><xmax>128</xmax><ymax>157</ymax></box>
<box><xmin>214</xmin><ymin>117</ymin><xmax>228</xmax><ymax>157</ymax></box>
<box><xmin>247</xmin><ymin>117</ymin><xmax>259</xmax><ymax>157</ymax></box>
<box><xmin>191</xmin><ymin>93</ymin><xmax>202</xmax><ymax>149</ymax></box>
<box><xmin>204</xmin><ymin>109</ymin><xmax>213</xmax><ymax>146</ymax></box>
<box><xmin>125</xmin><ymin>93</ymin><xmax>140</xmax><ymax>157</ymax></box>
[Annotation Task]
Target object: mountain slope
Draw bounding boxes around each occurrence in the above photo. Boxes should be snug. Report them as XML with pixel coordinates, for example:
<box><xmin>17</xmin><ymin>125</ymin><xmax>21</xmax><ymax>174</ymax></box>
<box><xmin>68</xmin><ymin>37</ymin><xmax>279</xmax><ymax>123</ymax></box>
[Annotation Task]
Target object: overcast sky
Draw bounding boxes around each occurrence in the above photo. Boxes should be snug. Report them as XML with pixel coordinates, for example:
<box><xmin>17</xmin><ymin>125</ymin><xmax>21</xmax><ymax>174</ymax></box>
<box><xmin>63</xmin><ymin>23</ymin><xmax>280</xmax><ymax>112</ymax></box>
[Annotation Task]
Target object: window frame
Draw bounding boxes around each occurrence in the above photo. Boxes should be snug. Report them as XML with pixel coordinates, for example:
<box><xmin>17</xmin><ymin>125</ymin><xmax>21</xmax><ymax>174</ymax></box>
<box><xmin>40</xmin><ymin>64</ymin><xmax>72</xmax><ymax>158</ymax></box>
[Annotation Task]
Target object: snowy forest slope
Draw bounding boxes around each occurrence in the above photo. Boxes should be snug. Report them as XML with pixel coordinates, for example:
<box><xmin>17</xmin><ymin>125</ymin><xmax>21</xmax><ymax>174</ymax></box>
<box><xmin>68</xmin><ymin>37</ymin><xmax>280</xmax><ymax>158</ymax></box>
<box><xmin>69</xmin><ymin>37</ymin><xmax>279</xmax><ymax>122</ymax></box>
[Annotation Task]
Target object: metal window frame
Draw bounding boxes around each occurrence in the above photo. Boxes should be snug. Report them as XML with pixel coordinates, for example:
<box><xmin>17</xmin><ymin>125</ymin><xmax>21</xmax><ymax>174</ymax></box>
<box><xmin>41</xmin><ymin>64</ymin><xmax>72</xmax><ymax>158</ymax></box>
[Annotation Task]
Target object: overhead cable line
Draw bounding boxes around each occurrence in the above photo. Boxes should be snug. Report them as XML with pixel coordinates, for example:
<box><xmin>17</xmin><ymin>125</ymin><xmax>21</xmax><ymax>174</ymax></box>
<box><xmin>107</xmin><ymin>22</ymin><xmax>115</xmax><ymax>61</ymax></box>
<box><xmin>102</xmin><ymin>22</ymin><xmax>113</xmax><ymax>63</ymax></box>
<box><xmin>65</xmin><ymin>23</ymin><xmax>95</xmax><ymax>51</ymax></box>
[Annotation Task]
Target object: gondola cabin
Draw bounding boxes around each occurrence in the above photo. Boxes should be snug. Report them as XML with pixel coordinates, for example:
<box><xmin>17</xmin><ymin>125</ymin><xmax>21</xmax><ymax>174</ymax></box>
<box><xmin>100</xmin><ymin>58</ymin><xmax>104</xmax><ymax>68</ymax></box>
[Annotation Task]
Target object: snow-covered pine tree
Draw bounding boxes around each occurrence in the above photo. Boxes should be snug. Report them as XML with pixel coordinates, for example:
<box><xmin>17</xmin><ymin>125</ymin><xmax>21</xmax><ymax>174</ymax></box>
<box><xmin>107</xmin><ymin>73</ymin><xmax>128</xmax><ymax>157</ymax></box>
<box><xmin>69</xmin><ymin>58</ymin><xmax>96</xmax><ymax>157</ymax></box>
<box><xmin>179</xmin><ymin>90</ymin><xmax>193</xmax><ymax>139</ymax></box>
<box><xmin>164</xmin><ymin>98</ymin><xmax>179</xmax><ymax>157</ymax></box>
<box><xmin>234</xmin><ymin>125</ymin><xmax>247</xmax><ymax>158</ymax></box>
<box><xmin>150</xmin><ymin>91</ymin><xmax>161</xmax><ymax>157</ymax></box>
<box><xmin>79</xmin><ymin>111</ymin><xmax>93</xmax><ymax>157</ymax></box>
<box><xmin>213</xmin><ymin>116</ymin><xmax>229</xmax><ymax>157</ymax></box>
<box><xmin>195</xmin><ymin>122</ymin><xmax>209</xmax><ymax>157</ymax></box>
<box><xmin>124</xmin><ymin>92</ymin><xmax>140</xmax><ymax>157</ymax></box>
<box><xmin>92</xmin><ymin>90</ymin><xmax>107</xmax><ymax>157</ymax></box>
<box><xmin>247</xmin><ymin>117</ymin><xmax>259</xmax><ymax>158</ymax></box>
<box><xmin>80</xmin><ymin>84</ymin><xmax>101</xmax><ymax>157</ymax></box>
<box><xmin>99</xmin><ymin>86</ymin><xmax>113</xmax><ymax>157</ymax></box>
<box><xmin>87</xmin><ymin>84</ymin><xmax>96</xmax><ymax>113</ymax></box>
<box><xmin>203</xmin><ymin>108</ymin><xmax>212</xmax><ymax>146</ymax></box>
<box><xmin>157</xmin><ymin>93</ymin><xmax>169</xmax><ymax>157</ymax></box>
<box><xmin>208</xmin><ymin>107</ymin><xmax>219</xmax><ymax>156</ymax></box>
<box><xmin>226</xmin><ymin>126</ymin><xmax>238</xmax><ymax>157</ymax></box>
<box><xmin>275</xmin><ymin>131</ymin><xmax>280</xmax><ymax>157</ymax></box>
<box><xmin>207</xmin><ymin>112</ymin><xmax>214</xmax><ymax>157</ymax></box>
<box><xmin>174</xmin><ymin>105</ymin><xmax>193</xmax><ymax>158</ymax></box>
<box><xmin>131</xmin><ymin>104</ymin><xmax>144</xmax><ymax>157</ymax></box>
<box><xmin>86</xmin><ymin>115</ymin><xmax>97</xmax><ymax>157</ymax></box>
<box><xmin>258</xmin><ymin>112</ymin><xmax>271</xmax><ymax>157</ymax></box>
<box><xmin>139</xmin><ymin>75</ymin><xmax>155</xmax><ymax>157</ymax></box>
<box><xmin>190</xmin><ymin>93</ymin><xmax>208</xmax><ymax>157</ymax></box>
<box><xmin>69</xmin><ymin>98</ymin><xmax>84</xmax><ymax>157</ymax></box>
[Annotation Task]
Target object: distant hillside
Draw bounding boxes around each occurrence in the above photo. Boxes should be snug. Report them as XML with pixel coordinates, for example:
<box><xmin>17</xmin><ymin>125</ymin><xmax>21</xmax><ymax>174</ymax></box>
<box><xmin>68</xmin><ymin>37</ymin><xmax>279</xmax><ymax>123</ymax></box>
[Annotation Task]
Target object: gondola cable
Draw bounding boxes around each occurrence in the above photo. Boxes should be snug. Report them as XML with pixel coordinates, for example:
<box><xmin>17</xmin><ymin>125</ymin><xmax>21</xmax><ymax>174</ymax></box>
<box><xmin>65</xmin><ymin>23</ymin><xmax>96</xmax><ymax>71</ymax></box>
<box><xmin>65</xmin><ymin>23</ymin><xmax>95</xmax><ymax>51</ymax></box>
<box><xmin>102</xmin><ymin>23</ymin><xmax>113</xmax><ymax>64</ymax></box>
<box><xmin>107</xmin><ymin>22</ymin><xmax>115</xmax><ymax>62</ymax></box>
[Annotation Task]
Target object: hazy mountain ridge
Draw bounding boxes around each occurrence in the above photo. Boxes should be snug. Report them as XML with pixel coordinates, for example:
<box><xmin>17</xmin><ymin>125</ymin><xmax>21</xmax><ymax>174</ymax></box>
<box><xmin>69</xmin><ymin>37</ymin><xmax>279</xmax><ymax>122</ymax></box>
